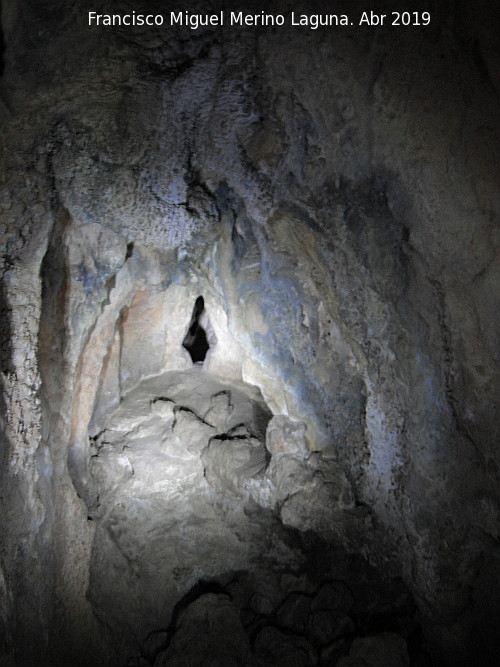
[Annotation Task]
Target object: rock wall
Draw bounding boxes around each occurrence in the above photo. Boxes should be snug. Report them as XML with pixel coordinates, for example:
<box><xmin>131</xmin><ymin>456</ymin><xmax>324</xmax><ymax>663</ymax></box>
<box><xmin>0</xmin><ymin>1</ymin><xmax>499</xmax><ymax>665</ymax></box>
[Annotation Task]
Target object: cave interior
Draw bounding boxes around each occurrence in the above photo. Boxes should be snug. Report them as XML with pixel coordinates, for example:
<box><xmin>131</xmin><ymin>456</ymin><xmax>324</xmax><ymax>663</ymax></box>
<box><xmin>0</xmin><ymin>1</ymin><xmax>499</xmax><ymax>666</ymax></box>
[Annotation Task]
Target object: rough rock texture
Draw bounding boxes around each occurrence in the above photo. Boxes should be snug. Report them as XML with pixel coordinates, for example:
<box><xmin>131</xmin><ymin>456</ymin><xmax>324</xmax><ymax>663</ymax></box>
<box><xmin>336</xmin><ymin>633</ymin><xmax>409</xmax><ymax>667</ymax></box>
<box><xmin>0</xmin><ymin>0</ymin><xmax>499</xmax><ymax>665</ymax></box>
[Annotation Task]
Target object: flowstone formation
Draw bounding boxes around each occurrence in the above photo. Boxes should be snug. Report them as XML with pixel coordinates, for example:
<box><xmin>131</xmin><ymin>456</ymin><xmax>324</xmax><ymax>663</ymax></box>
<box><xmin>1</xmin><ymin>0</ymin><xmax>499</xmax><ymax>665</ymax></box>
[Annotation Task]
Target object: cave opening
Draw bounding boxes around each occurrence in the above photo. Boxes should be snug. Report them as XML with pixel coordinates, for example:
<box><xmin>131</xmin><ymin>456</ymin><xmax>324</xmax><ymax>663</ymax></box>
<box><xmin>182</xmin><ymin>295</ymin><xmax>210</xmax><ymax>363</ymax></box>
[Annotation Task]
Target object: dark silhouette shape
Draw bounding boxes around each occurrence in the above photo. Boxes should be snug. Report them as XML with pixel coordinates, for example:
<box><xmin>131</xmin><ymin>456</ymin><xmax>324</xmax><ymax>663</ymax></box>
<box><xmin>182</xmin><ymin>296</ymin><xmax>209</xmax><ymax>363</ymax></box>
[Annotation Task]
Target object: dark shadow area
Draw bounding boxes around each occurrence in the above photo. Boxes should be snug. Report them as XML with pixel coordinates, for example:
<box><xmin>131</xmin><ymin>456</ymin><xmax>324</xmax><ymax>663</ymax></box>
<box><xmin>0</xmin><ymin>13</ymin><xmax>4</xmax><ymax>77</ymax></box>
<box><xmin>0</xmin><ymin>279</ymin><xmax>13</xmax><ymax>376</ymax></box>
<box><xmin>38</xmin><ymin>211</ymin><xmax>70</xmax><ymax>433</ymax></box>
<box><xmin>182</xmin><ymin>295</ymin><xmax>210</xmax><ymax>363</ymax></box>
<box><xmin>0</xmin><ymin>277</ymin><xmax>13</xmax><ymax>463</ymax></box>
<box><xmin>133</xmin><ymin>542</ymin><xmax>435</xmax><ymax>667</ymax></box>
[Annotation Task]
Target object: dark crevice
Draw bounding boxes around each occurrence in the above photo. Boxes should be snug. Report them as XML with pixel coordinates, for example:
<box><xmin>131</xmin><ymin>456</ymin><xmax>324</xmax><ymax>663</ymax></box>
<box><xmin>182</xmin><ymin>295</ymin><xmax>210</xmax><ymax>363</ymax></box>
<box><xmin>0</xmin><ymin>277</ymin><xmax>12</xmax><ymax>465</ymax></box>
<box><xmin>38</xmin><ymin>207</ymin><xmax>72</xmax><ymax>438</ymax></box>
<box><xmin>210</xmin><ymin>423</ymin><xmax>252</xmax><ymax>442</ymax></box>
<box><xmin>173</xmin><ymin>404</ymin><xmax>212</xmax><ymax>428</ymax></box>
<box><xmin>0</xmin><ymin>279</ymin><xmax>13</xmax><ymax>376</ymax></box>
<box><xmin>150</xmin><ymin>396</ymin><xmax>174</xmax><ymax>406</ymax></box>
